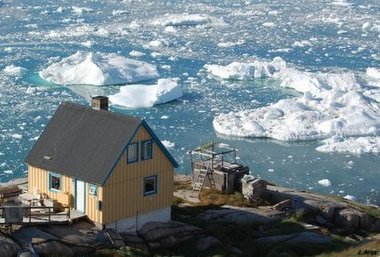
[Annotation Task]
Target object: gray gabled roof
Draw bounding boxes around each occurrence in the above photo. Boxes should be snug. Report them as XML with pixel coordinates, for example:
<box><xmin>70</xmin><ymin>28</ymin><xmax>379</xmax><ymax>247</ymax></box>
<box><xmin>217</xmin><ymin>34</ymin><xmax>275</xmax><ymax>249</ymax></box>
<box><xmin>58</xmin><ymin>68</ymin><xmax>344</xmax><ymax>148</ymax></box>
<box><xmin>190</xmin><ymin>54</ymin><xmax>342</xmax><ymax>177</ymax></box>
<box><xmin>25</xmin><ymin>102</ymin><xmax>146</xmax><ymax>185</ymax></box>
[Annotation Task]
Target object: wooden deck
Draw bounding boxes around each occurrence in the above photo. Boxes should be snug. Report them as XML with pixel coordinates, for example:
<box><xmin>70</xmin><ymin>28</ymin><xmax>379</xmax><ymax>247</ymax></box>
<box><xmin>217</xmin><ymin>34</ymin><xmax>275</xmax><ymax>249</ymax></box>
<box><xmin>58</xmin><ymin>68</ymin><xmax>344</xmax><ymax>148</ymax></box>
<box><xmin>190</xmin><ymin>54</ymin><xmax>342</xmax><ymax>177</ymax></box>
<box><xmin>0</xmin><ymin>206</ymin><xmax>87</xmax><ymax>225</ymax></box>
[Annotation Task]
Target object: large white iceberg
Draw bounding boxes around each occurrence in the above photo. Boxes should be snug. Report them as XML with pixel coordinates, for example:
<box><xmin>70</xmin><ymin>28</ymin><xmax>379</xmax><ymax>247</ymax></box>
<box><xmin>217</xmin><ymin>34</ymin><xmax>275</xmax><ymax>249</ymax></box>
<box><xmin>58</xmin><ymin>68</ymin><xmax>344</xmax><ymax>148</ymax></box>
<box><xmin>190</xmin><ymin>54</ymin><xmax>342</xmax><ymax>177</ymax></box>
<box><xmin>109</xmin><ymin>78</ymin><xmax>183</xmax><ymax>108</ymax></box>
<box><xmin>205</xmin><ymin>57</ymin><xmax>286</xmax><ymax>80</ymax></box>
<box><xmin>39</xmin><ymin>52</ymin><xmax>159</xmax><ymax>86</ymax></box>
<box><xmin>211</xmin><ymin>57</ymin><xmax>380</xmax><ymax>153</ymax></box>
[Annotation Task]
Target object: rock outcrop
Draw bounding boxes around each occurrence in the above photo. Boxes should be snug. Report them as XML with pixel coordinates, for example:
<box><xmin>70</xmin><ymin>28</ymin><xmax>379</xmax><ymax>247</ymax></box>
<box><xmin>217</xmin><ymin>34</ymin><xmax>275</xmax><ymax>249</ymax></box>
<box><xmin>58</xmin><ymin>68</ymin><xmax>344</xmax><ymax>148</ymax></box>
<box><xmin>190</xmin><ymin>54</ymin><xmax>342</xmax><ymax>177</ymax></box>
<box><xmin>139</xmin><ymin>221</ymin><xmax>205</xmax><ymax>249</ymax></box>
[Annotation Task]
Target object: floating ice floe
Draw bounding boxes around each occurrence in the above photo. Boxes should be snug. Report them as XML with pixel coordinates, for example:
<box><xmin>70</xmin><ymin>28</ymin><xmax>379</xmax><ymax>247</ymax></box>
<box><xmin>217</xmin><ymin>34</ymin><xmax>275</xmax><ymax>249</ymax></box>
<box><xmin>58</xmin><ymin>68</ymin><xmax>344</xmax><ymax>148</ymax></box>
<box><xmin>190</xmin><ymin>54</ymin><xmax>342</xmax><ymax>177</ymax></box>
<box><xmin>3</xmin><ymin>65</ymin><xmax>27</xmax><ymax>76</ymax></box>
<box><xmin>343</xmin><ymin>195</ymin><xmax>357</xmax><ymax>201</ymax></box>
<box><xmin>211</xmin><ymin>57</ymin><xmax>380</xmax><ymax>153</ymax></box>
<box><xmin>161</xmin><ymin>140</ymin><xmax>175</xmax><ymax>148</ymax></box>
<box><xmin>109</xmin><ymin>78</ymin><xmax>183</xmax><ymax>108</ymax></box>
<box><xmin>11</xmin><ymin>134</ymin><xmax>22</xmax><ymax>140</ymax></box>
<box><xmin>318</xmin><ymin>179</ymin><xmax>331</xmax><ymax>187</ymax></box>
<box><xmin>72</xmin><ymin>6</ymin><xmax>93</xmax><ymax>14</ymax></box>
<box><xmin>367</xmin><ymin>67</ymin><xmax>380</xmax><ymax>79</ymax></box>
<box><xmin>205</xmin><ymin>57</ymin><xmax>286</xmax><ymax>80</ymax></box>
<box><xmin>316</xmin><ymin>137</ymin><xmax>380</xmax><ymax>155</ymax></box>
<box><xmin>39</xmin><ymin>52</ymin><xmax>159</xmax><ymax>86</ymax></box>
<box><xmin>151</xmin><ymin>13</ymin><xmax>222</xmax><ymax>27</ymax></box>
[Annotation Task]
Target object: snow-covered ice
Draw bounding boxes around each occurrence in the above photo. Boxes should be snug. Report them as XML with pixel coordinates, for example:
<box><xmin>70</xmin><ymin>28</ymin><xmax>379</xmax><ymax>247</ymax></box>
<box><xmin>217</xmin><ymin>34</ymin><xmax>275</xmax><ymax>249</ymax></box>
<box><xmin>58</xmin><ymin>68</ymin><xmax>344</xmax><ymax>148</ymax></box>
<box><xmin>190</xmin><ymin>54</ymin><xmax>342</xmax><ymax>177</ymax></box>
<box><xmin>162</xmin><ymin>140</ymin><xmax>175</xmax><ymax>148</ymax></box>
<box><xmin>151</xmin><ymin>13</ymin><xmax>221</xmax><ymax>27</ymax></box>
<box><xmin>212</xmin><ymin>57</ymin><xmax>380</xmax><ymax>153</ymax></box>
<box><xmin>318</xmin><ymin>179</ymin><xmax>332</xmax><ymax>187</ymax></box>
<box><xmin>367</xmin><ymin>68</ymin><xmax>380</xmax><ymax>79</ymax></box>
<box><xmin>3</xmin><ymin>65</ymin><xmax>27</xmax><ymax>76</ymax></box>
<box><xmin>39</xmin><ymin>52</ymin><xmax>159</xmax><ymax>86</ymax></box>
<box><xmin>343</xmin><ymin>195</ymin><xmax>357</xmax><ymax>201</ymax></box>
<box><xmin>109</xmin><ymin>78</ymin><xmax>183</xmax><ymax>108</ymax></box>
<box><xmin>316</xmin><ymin>137</ymin><xmax>380</xmax><ymax>154</ymax></box>
<box><xmin>205</xmin><ymin>57</ymin><xmax>286</xmax><ymax>80</ymax></box>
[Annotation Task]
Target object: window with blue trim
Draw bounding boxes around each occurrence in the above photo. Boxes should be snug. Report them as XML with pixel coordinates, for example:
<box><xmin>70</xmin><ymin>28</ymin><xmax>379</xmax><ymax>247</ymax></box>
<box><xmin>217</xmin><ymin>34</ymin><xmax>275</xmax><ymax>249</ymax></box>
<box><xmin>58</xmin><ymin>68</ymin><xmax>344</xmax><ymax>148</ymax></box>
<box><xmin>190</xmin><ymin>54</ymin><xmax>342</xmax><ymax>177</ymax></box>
<box><xmin>144</xmin><ymin>175</ymin><xmax>157</xmax><ymax>196</ymax></box>
<box><xmin>127</xmin><ymin>142</ymin><xmax>138</xmax><ymax>163</ymax></box>
<box><xmin>49</xmin><ymin>172</ymin><xmax>61</xmax><ymax>192</ymax></box>
<box><xmin>142</xmin><ymin>140</ymin><xmax>152</xmax><ymax>160</ymax></box>
<box><xmin>89</xmin><ymin>184</ymin><xmax>97</xmax><ymax>196</ymax></box>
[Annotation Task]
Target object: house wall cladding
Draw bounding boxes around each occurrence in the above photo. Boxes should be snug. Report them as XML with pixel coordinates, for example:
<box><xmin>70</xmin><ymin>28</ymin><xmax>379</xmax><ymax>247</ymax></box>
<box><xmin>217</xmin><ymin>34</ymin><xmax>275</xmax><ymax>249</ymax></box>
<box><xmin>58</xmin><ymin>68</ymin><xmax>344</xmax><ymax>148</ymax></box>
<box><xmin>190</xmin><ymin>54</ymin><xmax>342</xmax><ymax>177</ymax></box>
<box><xmin>28</xmin><ymin>165</ymin><xmax>103</xmax><ymax>224</ymax></box>
<box><xmin>102</xmin><ymin>126</ymin><xmax>174</xmax><ymax>224</ymax></box>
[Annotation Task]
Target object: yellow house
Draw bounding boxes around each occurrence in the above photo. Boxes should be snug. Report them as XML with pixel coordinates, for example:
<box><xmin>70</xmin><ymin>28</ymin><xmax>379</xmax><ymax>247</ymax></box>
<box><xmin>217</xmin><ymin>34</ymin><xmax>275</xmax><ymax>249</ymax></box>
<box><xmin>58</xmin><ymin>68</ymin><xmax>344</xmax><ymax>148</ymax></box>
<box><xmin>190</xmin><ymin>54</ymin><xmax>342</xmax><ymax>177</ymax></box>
<box><xmin>25</xmin><ymin>96</ymin><xmax>178</xmax><ymax>232</ymax></box>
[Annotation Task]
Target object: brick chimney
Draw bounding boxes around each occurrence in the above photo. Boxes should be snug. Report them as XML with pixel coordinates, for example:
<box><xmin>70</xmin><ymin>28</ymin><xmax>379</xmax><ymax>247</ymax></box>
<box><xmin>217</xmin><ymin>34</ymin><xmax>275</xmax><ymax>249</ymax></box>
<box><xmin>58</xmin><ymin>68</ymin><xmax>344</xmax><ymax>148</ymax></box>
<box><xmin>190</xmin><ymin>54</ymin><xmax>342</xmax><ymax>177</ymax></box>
<box><xmin>91</xmin><ymin>96</ymin><xmax>109</xmax><ymax>111</ymax></box>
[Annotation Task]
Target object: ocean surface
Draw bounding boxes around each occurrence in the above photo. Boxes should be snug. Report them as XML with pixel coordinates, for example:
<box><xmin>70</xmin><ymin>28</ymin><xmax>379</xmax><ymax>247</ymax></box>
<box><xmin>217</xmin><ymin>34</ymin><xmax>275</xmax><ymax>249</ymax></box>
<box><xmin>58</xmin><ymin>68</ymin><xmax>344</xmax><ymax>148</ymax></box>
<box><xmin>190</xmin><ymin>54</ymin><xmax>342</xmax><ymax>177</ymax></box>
<box><xmin>0</xmin><ymin>0</ymin><xmax>379</xmax><ymax>204</ymax></box>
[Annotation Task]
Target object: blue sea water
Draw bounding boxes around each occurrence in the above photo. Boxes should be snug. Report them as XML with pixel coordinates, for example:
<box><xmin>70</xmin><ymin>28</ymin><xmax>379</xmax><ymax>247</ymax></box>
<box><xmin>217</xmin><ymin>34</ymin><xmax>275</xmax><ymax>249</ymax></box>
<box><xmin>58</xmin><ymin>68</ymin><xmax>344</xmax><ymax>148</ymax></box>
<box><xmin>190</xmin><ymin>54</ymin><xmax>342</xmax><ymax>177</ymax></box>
<box><xmin>0</xmin><ymin>0</ymin><xmax>379</xmax><ymax>204</ymax></box>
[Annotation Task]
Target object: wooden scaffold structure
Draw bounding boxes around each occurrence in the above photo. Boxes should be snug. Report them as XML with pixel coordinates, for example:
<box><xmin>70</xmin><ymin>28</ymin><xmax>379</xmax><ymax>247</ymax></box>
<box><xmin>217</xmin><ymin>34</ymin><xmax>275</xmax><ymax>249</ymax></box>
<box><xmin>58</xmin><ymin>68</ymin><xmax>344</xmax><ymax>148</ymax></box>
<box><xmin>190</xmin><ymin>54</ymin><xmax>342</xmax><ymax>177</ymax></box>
<box><xmin>189</xmin><ymin>142</ymin><xmax>250</xmax><ymax>195</ymax></box>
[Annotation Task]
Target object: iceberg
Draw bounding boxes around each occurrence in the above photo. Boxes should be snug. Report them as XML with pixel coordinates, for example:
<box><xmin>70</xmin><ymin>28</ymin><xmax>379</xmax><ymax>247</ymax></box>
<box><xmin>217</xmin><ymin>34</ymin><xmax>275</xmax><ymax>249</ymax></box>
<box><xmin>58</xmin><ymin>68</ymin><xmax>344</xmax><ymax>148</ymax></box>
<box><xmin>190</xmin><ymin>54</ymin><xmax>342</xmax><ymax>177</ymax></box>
<box><xmin>205</xmin><ymin>57</ymin><xmax>286</xmax><ymax>80</ymax></box>
<box><xmin>316</xmin><ymin>137</ymin><xmax>380</xmax><ymax>155</ymax></box>
<box><xmin>39</xmin><ymin>52</ymin><xmax>159</xmax><ymax>86</ymax></box>
<box><xmin>3</xmin><ymin>65</ymin><xmax>27</xmax><ymax>76</ymax></box>
<box><xmin>318</xmin><ymin>179</ymin><xmax>331</xmax><ymax>187</ymax></box>
<box><xmin>109</xmin><ymin>78</ymin><xmax>183</xmax><ymax>108</ymax></box>
<box><xmin>367</xmin><ymin>67</ymin><xmax>380</xmax><ymax>80</ymax></box>
<box><xmin>211</xmin><ymin>57</ymin><xmax>380</xmax><ymax>152</ymax></box>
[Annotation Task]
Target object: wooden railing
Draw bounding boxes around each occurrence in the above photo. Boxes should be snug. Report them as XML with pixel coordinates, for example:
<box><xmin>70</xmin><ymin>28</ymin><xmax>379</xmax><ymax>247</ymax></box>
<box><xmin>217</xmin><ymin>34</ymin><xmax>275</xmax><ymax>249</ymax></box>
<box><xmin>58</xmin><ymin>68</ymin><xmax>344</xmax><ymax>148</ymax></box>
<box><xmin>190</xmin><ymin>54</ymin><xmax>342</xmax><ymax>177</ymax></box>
<box><xmin>0</xmin><ymin>205</ymin><xmax>71</xmax><ymax>224</ymax></box>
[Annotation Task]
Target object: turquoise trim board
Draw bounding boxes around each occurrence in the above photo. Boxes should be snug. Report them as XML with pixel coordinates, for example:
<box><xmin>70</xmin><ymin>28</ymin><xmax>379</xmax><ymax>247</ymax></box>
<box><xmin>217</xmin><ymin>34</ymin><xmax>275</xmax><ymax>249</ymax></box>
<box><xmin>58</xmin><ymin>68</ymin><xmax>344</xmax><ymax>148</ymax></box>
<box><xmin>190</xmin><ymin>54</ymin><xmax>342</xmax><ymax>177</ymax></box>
<box><xmin>101</xmin><ymin>122</ymin><xmax>142</xmax><ymax>186</ymax></box>
<box><xmin>48</xmin><ymin>171</ymin><xmax>61</xmax><ymax>192</ymax></box>
<box><xmin>141</xmin><ymin>139</ymin><xmax>153</xmax><ymax>161</ymax></box>
<box><xmin>101</xmin><ymin>120</ymin><xmax>178</xmax><ymax>186</ymax></box>
<box><xmin>143</xmin><ymin>175</ymin><xmax>157</xmax><ymax>196</ymax></box>
<box><xmin>141</xmin><ymin>120</ymin><xmax>179</xmax><ymax>168</ymax></box>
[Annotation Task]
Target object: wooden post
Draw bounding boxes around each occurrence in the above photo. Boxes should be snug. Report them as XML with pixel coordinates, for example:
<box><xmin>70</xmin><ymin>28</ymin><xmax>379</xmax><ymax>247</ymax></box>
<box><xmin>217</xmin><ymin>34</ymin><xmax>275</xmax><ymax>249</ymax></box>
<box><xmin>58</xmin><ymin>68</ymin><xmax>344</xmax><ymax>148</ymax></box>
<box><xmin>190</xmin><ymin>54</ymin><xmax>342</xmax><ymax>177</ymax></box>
<box><xmin>48</xmin><ymin>207</ymin><xmax>51</xmax><ymax>223</ymax></box>
<box><xmin>29</xmin><ymin>207</ymin><xmax>31</xmax><ymax>223</ymax></box>
<box><xmin>68</xmin><ymin>207</ymin><xmax>70</xmax><ymax>220</ymax></box>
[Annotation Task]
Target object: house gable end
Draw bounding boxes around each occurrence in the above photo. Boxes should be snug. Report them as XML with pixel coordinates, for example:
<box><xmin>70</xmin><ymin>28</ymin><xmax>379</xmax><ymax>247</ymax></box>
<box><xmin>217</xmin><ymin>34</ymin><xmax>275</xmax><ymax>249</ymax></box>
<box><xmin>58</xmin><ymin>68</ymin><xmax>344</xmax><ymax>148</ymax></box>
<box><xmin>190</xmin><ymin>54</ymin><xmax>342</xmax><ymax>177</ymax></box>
<box><xmin>101</xmin><ymin>120</ymin><xmax>178</xmax><ymax>186</ymax></box>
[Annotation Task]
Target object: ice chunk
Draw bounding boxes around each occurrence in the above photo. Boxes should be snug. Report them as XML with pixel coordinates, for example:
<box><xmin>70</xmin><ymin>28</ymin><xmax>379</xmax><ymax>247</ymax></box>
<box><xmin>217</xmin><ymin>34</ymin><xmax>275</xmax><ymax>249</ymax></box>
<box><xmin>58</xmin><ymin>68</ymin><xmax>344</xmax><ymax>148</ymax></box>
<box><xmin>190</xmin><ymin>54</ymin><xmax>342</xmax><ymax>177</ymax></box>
<box><xmin>367</xmin><ymin>67</ymin><xmax>380</xmax><ymax>79</ymax></box>
<box><xmin>343</xmin><ymin>195</ymin><xmax>357</xmax><ymax>201</ymax></box>
<box><xmin>39</xmin><ymin>52</ymin><xmax>159</xmax><ymax>86</ymax></box>
<box><xmin>262</xmin><ymin>22</ymin><xmax>275</xmax><ymax>27</ymax></box>
<box><xmin>152</xmin><ymin>13</ymin><xmax>211</xmax><ymax>27</ymax></box>
<box><xmin>72</xmin><ymin>6</ymin><xmax>93</xmax><ymax>14</ymax></box>
<box><xmin>3</xmin><ymin>65</ymin><xmax>27</xmax><ymax>76</ymax></box>
<box><xmin>316</xmin><ymin>137</ymin><xmax>380</xmax><ymax>155</ymax></box>
<box><xmin>109</xmin><ymin>78</ymin><xmax>183</xmax><ymax>108</ymax></box>
<box><xmin>162</xmin><ymin>140</ymin><xmax>175</xmax><ymax>148</ymax></box>
<box><xmin>129</xmin><ymin>50</ymin><xmax>145</xmax><ymax>57</ymax></box>
<box><xmin>11</xmin><ymin>134</ymin><xmax>22</xmax><ymax>139</ymax></box>
<box><xmin>205</xmin><ymin>57</ymin><xmax>286</xmax><ymax>80</ymax></box>
<box><xmin>318</xmin><ymin>179</ymin><xmax>331</xmax><ymax>187</ymax></box>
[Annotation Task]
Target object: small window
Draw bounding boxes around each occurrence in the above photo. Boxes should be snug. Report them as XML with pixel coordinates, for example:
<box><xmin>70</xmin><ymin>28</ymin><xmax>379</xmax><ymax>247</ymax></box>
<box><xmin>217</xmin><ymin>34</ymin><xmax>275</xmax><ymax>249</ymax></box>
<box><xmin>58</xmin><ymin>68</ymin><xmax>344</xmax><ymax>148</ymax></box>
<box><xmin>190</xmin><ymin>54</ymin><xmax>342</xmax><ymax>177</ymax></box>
<box><xmin>49</xmin><ymin>172</ymin><xmax>61</xmax><ymax>192</ymax></box>
<box><xmin>89</xmin><ymin>184</ymin><xmax>97</xmax><ymax>196</ymax></box>
<box><xmin>142</xmin><ymin>140</ymin><xmax>152</xmax><ymax>160</ymax></box>
<box><xmin>127</xmin><ymin>143</ymin><xmax>138</xmax><ymax>163</ymax></box>
<box><xmin>144</xmin><ymin>175</ymin><xmax>157</xmax><ymax>196</ymax></box>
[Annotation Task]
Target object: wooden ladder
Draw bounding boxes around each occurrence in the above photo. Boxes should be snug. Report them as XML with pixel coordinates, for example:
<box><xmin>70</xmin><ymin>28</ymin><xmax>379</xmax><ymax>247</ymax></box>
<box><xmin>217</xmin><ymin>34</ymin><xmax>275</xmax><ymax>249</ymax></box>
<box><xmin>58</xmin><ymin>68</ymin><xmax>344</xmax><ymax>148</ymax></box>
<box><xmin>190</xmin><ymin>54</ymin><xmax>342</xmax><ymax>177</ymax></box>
<box><xmin>193</xmin><ymin>164</ymin><xmax>215</xmax><ymax>195</ymax></box>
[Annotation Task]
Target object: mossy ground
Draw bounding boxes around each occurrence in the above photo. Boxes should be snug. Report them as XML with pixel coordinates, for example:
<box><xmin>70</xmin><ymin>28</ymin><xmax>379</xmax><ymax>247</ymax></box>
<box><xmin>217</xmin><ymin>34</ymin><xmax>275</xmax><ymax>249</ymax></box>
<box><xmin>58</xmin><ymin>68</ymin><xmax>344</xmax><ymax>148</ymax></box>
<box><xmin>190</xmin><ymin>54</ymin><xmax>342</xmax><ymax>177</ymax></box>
<box><xmin>95</xmin><ymin>180</ymin><xmax>379</xmax><ymax>257</ymax></box>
